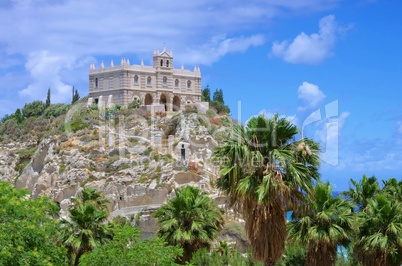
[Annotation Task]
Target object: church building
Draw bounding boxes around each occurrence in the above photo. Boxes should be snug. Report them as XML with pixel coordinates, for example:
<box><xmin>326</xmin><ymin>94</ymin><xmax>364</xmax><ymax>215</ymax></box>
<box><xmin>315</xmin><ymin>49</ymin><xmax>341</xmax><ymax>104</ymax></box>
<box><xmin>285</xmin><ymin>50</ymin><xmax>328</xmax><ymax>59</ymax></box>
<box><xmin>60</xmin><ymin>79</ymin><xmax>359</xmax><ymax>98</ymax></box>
<box><xmin>88</xmin><ymin>48</ymin><xmax>202</xmax><ymax>111</ymax></box>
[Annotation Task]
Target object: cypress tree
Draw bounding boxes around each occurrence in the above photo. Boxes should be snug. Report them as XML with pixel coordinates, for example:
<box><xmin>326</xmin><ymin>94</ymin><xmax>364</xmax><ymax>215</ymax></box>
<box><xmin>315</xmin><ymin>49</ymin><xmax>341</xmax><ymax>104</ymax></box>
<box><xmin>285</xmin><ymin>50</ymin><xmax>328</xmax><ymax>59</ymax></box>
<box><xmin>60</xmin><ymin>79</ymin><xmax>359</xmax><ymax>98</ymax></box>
<box><xmin>72</xmin><ymin>89</ymin><xmax>80</xmax><ymax>104</ymax></box>
<box><xmin>45</xmin><ymin>87</ymin><xmax>51</xmax><ymax>108</ymax></box>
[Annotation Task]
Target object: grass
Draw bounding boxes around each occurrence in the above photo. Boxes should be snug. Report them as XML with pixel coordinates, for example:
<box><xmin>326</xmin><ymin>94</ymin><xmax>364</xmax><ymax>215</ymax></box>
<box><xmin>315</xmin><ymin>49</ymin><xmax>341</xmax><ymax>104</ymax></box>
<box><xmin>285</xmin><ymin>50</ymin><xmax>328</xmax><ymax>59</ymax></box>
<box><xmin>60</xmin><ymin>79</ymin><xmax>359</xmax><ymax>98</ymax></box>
<box><xmin>139</xmin><ymin>174</ymin><xmax>147</xmax><ymax>183</ymax></box>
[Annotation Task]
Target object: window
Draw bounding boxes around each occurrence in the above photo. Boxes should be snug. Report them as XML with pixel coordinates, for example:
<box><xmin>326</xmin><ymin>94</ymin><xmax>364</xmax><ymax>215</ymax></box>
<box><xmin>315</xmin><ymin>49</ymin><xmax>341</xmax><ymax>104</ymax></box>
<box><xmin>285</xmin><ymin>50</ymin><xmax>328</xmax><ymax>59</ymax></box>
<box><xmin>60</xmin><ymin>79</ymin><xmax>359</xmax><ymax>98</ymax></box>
<box><xmin>187</xmin><ymin>80</ymin><xmax>191</xmax><ymax>89</ymax></box>
<box><xmin>163</xmin><ymin>76</ymin><xmax>167</xmax><ymax>86</ymax></box>
<box><xmin>147</xmin><ymin>76</ymin><xmax>151</xmax><ymax>86</ymax></box>
<box><xmin>160</xmin><ymin>59</ymin><xmax>163</xmax><ymax>67</ymax></box>
<box><xmin>166</xmin><ymin>60</ymin><xmax>170</xmax><ymax>67</ymax></box>
<box><xmin>134</xmin><ymin>75</ymin><xmax>138</xmax><ymax>85</ymax></box>
<box><xmin>95</xmin><ymin>78</ymin><xmax>98</xmax><ymax>88</ymax></box>
<box><xmin>175</xmin><ymin>79</ymin><xmax>179</xmax><ymax>88</ymax></box>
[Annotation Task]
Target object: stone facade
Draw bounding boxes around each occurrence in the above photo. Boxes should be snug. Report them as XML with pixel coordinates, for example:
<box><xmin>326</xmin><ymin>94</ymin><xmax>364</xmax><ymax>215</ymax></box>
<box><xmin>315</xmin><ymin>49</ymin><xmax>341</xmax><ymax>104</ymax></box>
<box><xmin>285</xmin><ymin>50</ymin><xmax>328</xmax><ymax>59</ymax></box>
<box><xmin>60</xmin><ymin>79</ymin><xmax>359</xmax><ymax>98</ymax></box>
<box><xmin>88</xmin><ymin>48</ymin><xmax>202</xmax><ymax>111</ymax></box>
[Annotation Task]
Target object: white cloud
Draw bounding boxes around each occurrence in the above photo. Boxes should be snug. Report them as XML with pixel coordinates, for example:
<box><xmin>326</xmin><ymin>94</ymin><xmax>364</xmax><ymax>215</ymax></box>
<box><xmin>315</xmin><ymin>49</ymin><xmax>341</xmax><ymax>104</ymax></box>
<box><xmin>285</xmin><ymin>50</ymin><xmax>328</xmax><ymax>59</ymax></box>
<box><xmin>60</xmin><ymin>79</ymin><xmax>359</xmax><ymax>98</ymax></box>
<box><xmin>271</xmin><ymin>15</ymin><xmax>338</xmax><ymax>64</ymax></box>
<box><xmin>19</xmin><ymin>51</ymin><xmax>87</xmax><ymax>103</ymax></box>
<box><xmin>0</xmin><ymin>0</ymin><xmax>341</xmax><ymax>116</ymax></box>
<box><xmin>297</xmin><ymin>81</ymin><xmax>326</xmax><ymax>109</ymax></box>
<box><xmin>0</xmin><ymin>0</ymin><xmax>342</xmax><ymax>65</ymax></box>
<box><xmin>178</xmin><ymin>34</ymin><xmax>265</xmax><ymax>65</ymax></box>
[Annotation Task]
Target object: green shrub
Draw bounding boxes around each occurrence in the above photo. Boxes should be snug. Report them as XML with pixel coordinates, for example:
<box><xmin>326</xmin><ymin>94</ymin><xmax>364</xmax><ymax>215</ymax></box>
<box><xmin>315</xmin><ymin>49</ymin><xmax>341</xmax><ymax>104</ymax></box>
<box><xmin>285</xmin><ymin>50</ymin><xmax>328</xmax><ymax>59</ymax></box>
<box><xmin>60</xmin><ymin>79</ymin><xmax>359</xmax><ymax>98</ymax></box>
<box><xmin>210</xmin><ymin>100</ymin><xmax>230</xmax><ymax>114</ymax></box>
<box><xmin>206</xmin><ymin>109</ymin><xmax>217</xmax><ymax>118</ymax></box>
<box><xmin>14</xmin><ymin>160</ymin><xmax>30</xmax><ymax>173</ymax></box>
<box><xmin>87</xmin><ymin>104</ymin><xmax>98</xmax><ymax>111</ymax></box>
<box><xmin>62</xmin><ymin>116</ymin><xmax>89</xmax><ymax>133</ymax></box>
<box><xmin>0</xmin><ymin>118</ymin><xmax>22</xmax><ymax>139</ymax></box>
<box><xmin>1</xmin><ymin>114</ymin><xmax>15</xmax><ymax>123</ymax></box>
<box><xmin>184</xmin><ymin>105</ymin><xmax>198</xmax><ymax>113</ymax></box>
<box><xmin>43</xmin><ymin>103</ymin><xmax>70</xmax><ymax>118</ymax></box>
<box><xmin>17</xmin><ymin>147</ymin><xmax>37</xmax><ymax>160</ymax></box>
<box><xmin>14</xmin><ymin>147</ymin><xmax>37</xmax><ymax>173</ymax></box>
<box><xmin>22</xmin><ymin>100</ymin><xmax>46</xmax><ymax>118</ymax></box>
<box><xmin>128</xmin><ymin>99</ymin><xmax>141</xmax><ymax>109</ymax></box>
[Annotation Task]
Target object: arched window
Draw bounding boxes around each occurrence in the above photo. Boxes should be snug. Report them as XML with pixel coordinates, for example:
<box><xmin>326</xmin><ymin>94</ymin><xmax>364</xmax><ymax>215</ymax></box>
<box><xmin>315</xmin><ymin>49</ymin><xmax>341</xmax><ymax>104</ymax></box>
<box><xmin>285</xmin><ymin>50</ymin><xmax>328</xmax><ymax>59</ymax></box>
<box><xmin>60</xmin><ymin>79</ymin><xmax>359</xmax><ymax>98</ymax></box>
<box><xmin>134</xmin><ymin>75</ymin><xmax>138</xmax><ymax>85</ymax></box>
<box><xmin>95</xmin><ymin>78</ymin><xmax>98</xmax><ymax>88</ymax></box>
<box><xmin>166</xmin><ymin>60</ymin><xmax>170</xmax><ymax>67</ymax></box>
<box><xmin>187</xmin><ymin>80</ymin><xmax>191</xmax><ymax>89</ymax></box>
<box><xmin>160</xmin><ymin>59</ymin><xmax>163</xmax><ymax>67</ymax></box>
<box><xmin>175</xmin><ymin>79</ymin><xmax>179</xmax><ymax>88</ymax></box>
<box><xmin>163</xmin><ymin>76</ymin><xmax>167</xmax><ymax>86</ymax></box>
<box><xmin>147</xmin><ymin>76</ymin><xmax>151</xmax><ymax>86</ymax></box>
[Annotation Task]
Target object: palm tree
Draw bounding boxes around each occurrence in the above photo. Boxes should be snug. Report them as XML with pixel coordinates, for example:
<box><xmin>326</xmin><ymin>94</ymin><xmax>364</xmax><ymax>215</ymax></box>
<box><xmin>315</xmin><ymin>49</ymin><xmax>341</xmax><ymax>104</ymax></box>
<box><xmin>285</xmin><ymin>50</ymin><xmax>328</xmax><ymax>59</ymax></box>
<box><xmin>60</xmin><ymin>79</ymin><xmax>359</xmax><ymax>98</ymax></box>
<box><xmin>61</xmin><ymin>187</ymin><xmax>113</xmax><ymax>266</ymax></box>
<box><xmin>354</xmin><ymin>193</ymin><xmax>402</xmax><ymax>266</ymax></box>
<box><xmin>154</xmin><ymin>185</ymin><xmax>224</xmax><ymax>264</ymax></box>
<box><xmin>212</xmin><ymin>114</ymin><xmax>320</xmax><ymax>266</ymax></box>
<box><xmin>287</xmin><ymin>182</ymin><xmax>354</xmax><ymax>266</ymax></box>
<box><xmin>343</xmin><ymin>175</ymin><xmax>380</xmax><ymax>211</ymax></box>
<box><xmin>382</xmin><ymin>177</ymin><xmax>402</xmax><ymax>202</ymax></box>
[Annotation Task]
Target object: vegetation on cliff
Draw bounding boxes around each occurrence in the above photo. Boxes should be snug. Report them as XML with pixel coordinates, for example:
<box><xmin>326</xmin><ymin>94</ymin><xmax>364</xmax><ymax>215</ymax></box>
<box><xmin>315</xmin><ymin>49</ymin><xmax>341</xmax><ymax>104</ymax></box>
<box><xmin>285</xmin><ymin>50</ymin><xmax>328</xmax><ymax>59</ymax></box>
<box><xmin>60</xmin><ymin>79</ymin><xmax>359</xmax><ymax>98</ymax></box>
<box><xmin>0</xmin><ymin>92</ymin><xmax>401</xmax><ymax>265</ymax></box>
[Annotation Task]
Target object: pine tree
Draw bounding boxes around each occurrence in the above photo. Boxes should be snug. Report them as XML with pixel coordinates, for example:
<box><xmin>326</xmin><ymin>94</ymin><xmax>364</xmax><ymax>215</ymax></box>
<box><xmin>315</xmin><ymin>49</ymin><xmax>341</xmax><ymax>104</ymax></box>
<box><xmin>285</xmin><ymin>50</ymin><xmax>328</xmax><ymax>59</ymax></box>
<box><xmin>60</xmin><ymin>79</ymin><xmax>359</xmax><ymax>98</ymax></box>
<box><xmin>212</xmin><ymin>88</ymin><xmax>224</xmax><ymax>104</ymax></box>
<box><xmin>45</xmin><ymin>87</ymin><xmax>51</xmax><ymax>108</ymax></box>
<box><xmin>14</xmin><ymin>108</ymin><xmax>23</xmax><ymax>123</ymax></box>
<box><xmin>202</xmin><ymin>85</ymin><xmax>211</xmax><ymax>102</ymax></box>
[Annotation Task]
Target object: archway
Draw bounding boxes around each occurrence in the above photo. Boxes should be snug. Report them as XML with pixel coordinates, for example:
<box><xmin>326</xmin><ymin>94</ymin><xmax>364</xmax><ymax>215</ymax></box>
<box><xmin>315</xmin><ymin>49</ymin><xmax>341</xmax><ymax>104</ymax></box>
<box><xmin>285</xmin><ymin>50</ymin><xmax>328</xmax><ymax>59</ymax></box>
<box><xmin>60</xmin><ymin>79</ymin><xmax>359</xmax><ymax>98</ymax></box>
<box><xmin>173</xmin><ymin>96</ymin><xmax>181</xmax><ymax>111</ymax></box>
<box><xmin>144</xmin><ymin>94</ymin><xmax>153</xmax><ymax>105</ymax></box>
<box><xmin>160</xmin><ymin>94</ymin><xmax>167</xmax><ymax>111</ymax></box>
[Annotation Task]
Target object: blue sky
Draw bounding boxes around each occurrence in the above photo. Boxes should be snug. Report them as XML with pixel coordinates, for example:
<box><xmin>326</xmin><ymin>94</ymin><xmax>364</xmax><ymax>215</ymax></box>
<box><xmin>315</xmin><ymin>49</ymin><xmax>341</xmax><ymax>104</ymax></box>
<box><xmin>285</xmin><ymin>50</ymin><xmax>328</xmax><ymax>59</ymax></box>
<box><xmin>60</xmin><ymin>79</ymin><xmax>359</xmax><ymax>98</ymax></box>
<box><xmin>0</xmin><ymin>0</ymin><xmax>401</xmax><ymax>190</ymax></box>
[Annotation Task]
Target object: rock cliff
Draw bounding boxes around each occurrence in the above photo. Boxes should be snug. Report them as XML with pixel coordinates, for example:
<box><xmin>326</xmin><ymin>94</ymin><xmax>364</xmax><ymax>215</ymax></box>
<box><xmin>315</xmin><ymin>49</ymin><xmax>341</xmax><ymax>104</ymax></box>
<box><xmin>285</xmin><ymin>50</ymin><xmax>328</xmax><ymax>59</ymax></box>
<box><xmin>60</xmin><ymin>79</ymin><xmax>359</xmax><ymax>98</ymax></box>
<box><xmin>0</xmin><ymin>104</ymin><xmax>232</xmax><ymax>221</ymax></box>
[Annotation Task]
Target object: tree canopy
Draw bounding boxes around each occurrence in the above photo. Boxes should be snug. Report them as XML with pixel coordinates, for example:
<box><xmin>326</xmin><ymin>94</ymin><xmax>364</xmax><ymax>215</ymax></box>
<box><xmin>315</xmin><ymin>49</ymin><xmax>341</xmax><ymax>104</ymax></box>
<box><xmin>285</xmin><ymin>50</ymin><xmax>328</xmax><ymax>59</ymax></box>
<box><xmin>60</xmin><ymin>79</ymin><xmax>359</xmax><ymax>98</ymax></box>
<box><xmin>201</xmin><ymin>86</ymin><xmax>211</xmax><ymax>102</ymax></box>
<box><xmin>155</xmin><ymin>185</ymin><xmax>224</xmax><ymax>263</ymax></box>
<box><xmin>72</xmin><ymin>89</ymin><xmax>80</xmax><ymax>104</ymax></box>
<box><xmin>212</xmin><ymin>114</ymin><xmax>320</xmax><ymax>266</ymax></box>
<box><xmin>79</xmin><ymin>225</ymin><xmax>182</xmax><ymax>266</ymax></box>
<box><xmin>60</xmin><ymin>187</ymin><xmax>113</xmax><ymax>266</ymax></box>
<box><xmin>22</xmin><ymin>100</ymin><xmax>46</xmax><ymax>118</ymax></box>
<box><xmin>0</xmin><ymin>181</ymin><xmax>67</xmax><ymax>266</ymax></box>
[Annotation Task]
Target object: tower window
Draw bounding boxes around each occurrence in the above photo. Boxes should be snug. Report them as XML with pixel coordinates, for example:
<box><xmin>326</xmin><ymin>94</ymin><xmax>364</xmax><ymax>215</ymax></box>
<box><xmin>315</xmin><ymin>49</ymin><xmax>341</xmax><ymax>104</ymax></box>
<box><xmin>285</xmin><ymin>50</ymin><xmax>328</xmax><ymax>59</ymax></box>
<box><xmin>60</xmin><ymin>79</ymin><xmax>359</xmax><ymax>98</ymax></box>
<box><xmin>160</xmin><ymin>59</ymin><xmax>163</xmax><ymax>67</ymax></box>
<box><xmin>134</xmin><ymin>75</ymin><xmax>138</xmax><ymax>85</ymax></box>
<box><xmin>166</xmin><ymin>60</ymin><xmax>170</xmax><ymax>67</ymax></box>
<box><xmin>95</xmin><ymin>78</ymin><xmax>98</xmax><ymax>88</ymax></box>
<box><xmin>175</xmin><ymin>79</ymin><xmax>179</xmax><ymax>88</ymax></box>
<box><xmin>147</xmin><ymin>76</ymin><xmax>151</xmax><ymax>86</ymax></box>
<box><xmin>163</xmin><ymin>76</ymin><xmax>167</xmax><ymax>86</ymax></box>
<box><xmin>187</xmin><ymin>80</ymin><xmax>191</xmax><ymax>89</ymax></box>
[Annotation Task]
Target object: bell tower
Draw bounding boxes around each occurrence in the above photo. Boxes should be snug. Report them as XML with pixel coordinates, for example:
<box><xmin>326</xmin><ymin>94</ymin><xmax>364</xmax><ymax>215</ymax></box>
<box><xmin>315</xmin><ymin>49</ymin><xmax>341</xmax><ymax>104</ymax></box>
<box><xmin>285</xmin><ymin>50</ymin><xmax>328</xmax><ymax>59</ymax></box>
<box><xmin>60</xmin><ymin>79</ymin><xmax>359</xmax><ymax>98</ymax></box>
<box><xmin>153</xmin><ymin>47</ymin><xmax>173</xmax><ymax>70</ymax></box>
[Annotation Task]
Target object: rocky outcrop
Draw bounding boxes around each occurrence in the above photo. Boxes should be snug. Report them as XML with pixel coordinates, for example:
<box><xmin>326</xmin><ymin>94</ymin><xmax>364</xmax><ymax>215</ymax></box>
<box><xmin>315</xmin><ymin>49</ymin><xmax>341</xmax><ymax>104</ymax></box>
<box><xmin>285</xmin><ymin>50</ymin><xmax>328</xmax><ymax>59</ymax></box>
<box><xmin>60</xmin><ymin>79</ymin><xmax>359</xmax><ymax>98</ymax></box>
<box><xmin>0</xmin><ymin>111</ymin><xmax>230</xmax><ymax>220</ymax></box>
